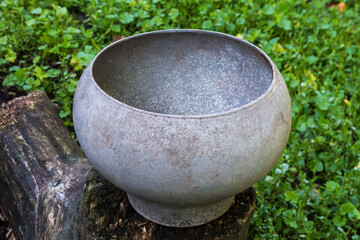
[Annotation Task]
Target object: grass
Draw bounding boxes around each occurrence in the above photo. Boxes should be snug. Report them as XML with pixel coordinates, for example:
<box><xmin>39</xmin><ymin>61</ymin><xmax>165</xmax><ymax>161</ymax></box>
<box><xmin>1</xmin><ymin>0</ymin><xmax>359</xmax><ymax>238</ymax></box>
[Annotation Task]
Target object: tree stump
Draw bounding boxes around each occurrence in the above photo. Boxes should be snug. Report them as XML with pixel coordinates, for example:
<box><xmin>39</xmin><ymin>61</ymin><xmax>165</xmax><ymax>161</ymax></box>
<box><xmin>0</xmin><ymin>91</ymin><xmax>256</xmax><ymax>240</ymax></box>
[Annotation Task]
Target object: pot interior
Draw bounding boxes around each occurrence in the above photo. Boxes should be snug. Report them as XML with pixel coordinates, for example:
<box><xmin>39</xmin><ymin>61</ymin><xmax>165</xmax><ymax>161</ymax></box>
<box><xmin>92</xmin><ymin>31</ymin><xmax>273</xmax><ymax>115</ymax></box>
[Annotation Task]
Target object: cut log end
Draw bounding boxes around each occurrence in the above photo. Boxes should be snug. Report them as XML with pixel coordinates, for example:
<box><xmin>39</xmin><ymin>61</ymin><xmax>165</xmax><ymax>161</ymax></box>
<box><xmin>82</xmin><ymin>169</ymin><xmax>256</xmax><ymax>240</ymax></box>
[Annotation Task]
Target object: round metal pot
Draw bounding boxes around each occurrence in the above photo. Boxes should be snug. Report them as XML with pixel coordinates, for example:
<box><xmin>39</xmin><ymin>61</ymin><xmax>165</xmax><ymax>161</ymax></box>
<box><xmin>73</xmin><ymin>30</ymin><xmax>292</xmax><ymax>227</ymax></box>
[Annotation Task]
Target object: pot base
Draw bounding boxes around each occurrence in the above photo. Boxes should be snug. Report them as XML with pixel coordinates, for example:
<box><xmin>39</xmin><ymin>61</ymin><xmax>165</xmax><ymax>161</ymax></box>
<box><xmin>127</xmin><ymin>194</ymin><xmax>234</xmax><ymax>227</ymax></box>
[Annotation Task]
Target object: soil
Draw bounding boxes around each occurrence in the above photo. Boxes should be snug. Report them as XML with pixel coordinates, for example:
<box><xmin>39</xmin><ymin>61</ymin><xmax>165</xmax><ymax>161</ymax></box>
<box><xmin>0</xmin><ymin>206</ymin><xmax>15</xmax><ymax>240</ymax></box>
<box><xmin>0</xmin><ymin>85</ymin><xmax>26</xmax><ymax>106</ymax></box>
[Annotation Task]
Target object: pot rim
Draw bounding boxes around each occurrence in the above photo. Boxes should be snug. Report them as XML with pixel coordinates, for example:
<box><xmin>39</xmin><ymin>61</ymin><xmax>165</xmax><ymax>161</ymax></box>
<box><xmin>89</xmin><ymin>29</ymin><xmax>278</xmax><ymax>119</ymax></box>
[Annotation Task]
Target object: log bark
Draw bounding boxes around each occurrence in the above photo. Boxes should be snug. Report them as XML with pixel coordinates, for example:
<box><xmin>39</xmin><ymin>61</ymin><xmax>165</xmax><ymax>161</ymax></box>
<box><xmin>0</xmin><ymin>91</ymin><xmax>256</xmax><ymax>240</ymax></box>
<box><xmin>0</xmin><ymin>91</ymin><xmax>92</xmax><ymax>239</ymax></box>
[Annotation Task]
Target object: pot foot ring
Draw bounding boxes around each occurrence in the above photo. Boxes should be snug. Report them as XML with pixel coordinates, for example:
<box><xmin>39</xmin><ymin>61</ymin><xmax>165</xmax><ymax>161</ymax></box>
<box><xmin>82</xmin><ymin>170</ymin><xmax>256</xmax><ymax>239</ymax></box>
<box><xmin>128</xmin><ymin>194</ymin><xmax>235</xmax><ymax>227</ymax></box>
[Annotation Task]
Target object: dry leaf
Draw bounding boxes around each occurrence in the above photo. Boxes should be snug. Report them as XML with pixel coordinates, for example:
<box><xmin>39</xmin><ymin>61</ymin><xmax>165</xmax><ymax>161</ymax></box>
<box><xmin>328</xmin><ymin>2</ymin><xmax>346</xmax><ymax>12</ymax></box>
<box><xmin>109</xmin><ymin>223</ymin><xmax>116</xmax><ymax>230</ymax></box>
<box><xmin>112</xmin><ymin>35</ymin><xmax>126</xmax><ymax>43</ymax></box>
<box><xmin>119</xmin><ymin>201</ymin><xmax>125</xmax><ymax>211</ymax></box>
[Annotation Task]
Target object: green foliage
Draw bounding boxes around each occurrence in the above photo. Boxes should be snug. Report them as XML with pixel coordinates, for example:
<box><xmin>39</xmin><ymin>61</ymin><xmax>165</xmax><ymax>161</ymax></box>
<box><xmin>1</xmin><ymin>0</ymin><xmax>359</xmax><ymax>238</ymax></box>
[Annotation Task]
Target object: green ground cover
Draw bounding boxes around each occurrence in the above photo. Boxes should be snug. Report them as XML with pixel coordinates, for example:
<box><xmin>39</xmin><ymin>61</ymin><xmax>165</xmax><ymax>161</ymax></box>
<box><xmin>1</xmin><ymin>0</ymin><xmax>359</xmax><ymax>238</ymax></box>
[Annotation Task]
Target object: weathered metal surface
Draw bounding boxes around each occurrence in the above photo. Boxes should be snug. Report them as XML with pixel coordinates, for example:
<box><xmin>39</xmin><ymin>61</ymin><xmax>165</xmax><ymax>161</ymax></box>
<box><xmin>73</xmin><ymin>30</ymin><xmax>292</xmax><ymax>227</ymax></box>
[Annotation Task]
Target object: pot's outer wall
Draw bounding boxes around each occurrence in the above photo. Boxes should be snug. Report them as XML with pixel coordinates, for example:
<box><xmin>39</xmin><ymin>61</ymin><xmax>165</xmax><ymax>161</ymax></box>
<box><xmin>73</xmin><ymin>55</ymin><xmax>291</xmax><ymax>207</ymax></box>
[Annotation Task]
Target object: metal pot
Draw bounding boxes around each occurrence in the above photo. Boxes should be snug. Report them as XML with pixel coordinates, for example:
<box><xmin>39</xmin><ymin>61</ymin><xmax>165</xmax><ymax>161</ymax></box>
<box><xmin>73</xmin><ymin>30</ymin><xmax>292</xmax><ymax>227</ymax></box>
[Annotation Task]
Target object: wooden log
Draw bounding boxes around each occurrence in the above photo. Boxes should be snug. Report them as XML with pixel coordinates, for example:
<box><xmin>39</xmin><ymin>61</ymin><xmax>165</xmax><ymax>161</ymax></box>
<box><xmin>0</xmin><ymin>91</ymin><xmax>92</xmax><ymax>239</ymax></box>
<box><xmin>0</xmin><ymin>91</ymin><xmax>256</xmax><ymax>240</ymax></box>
